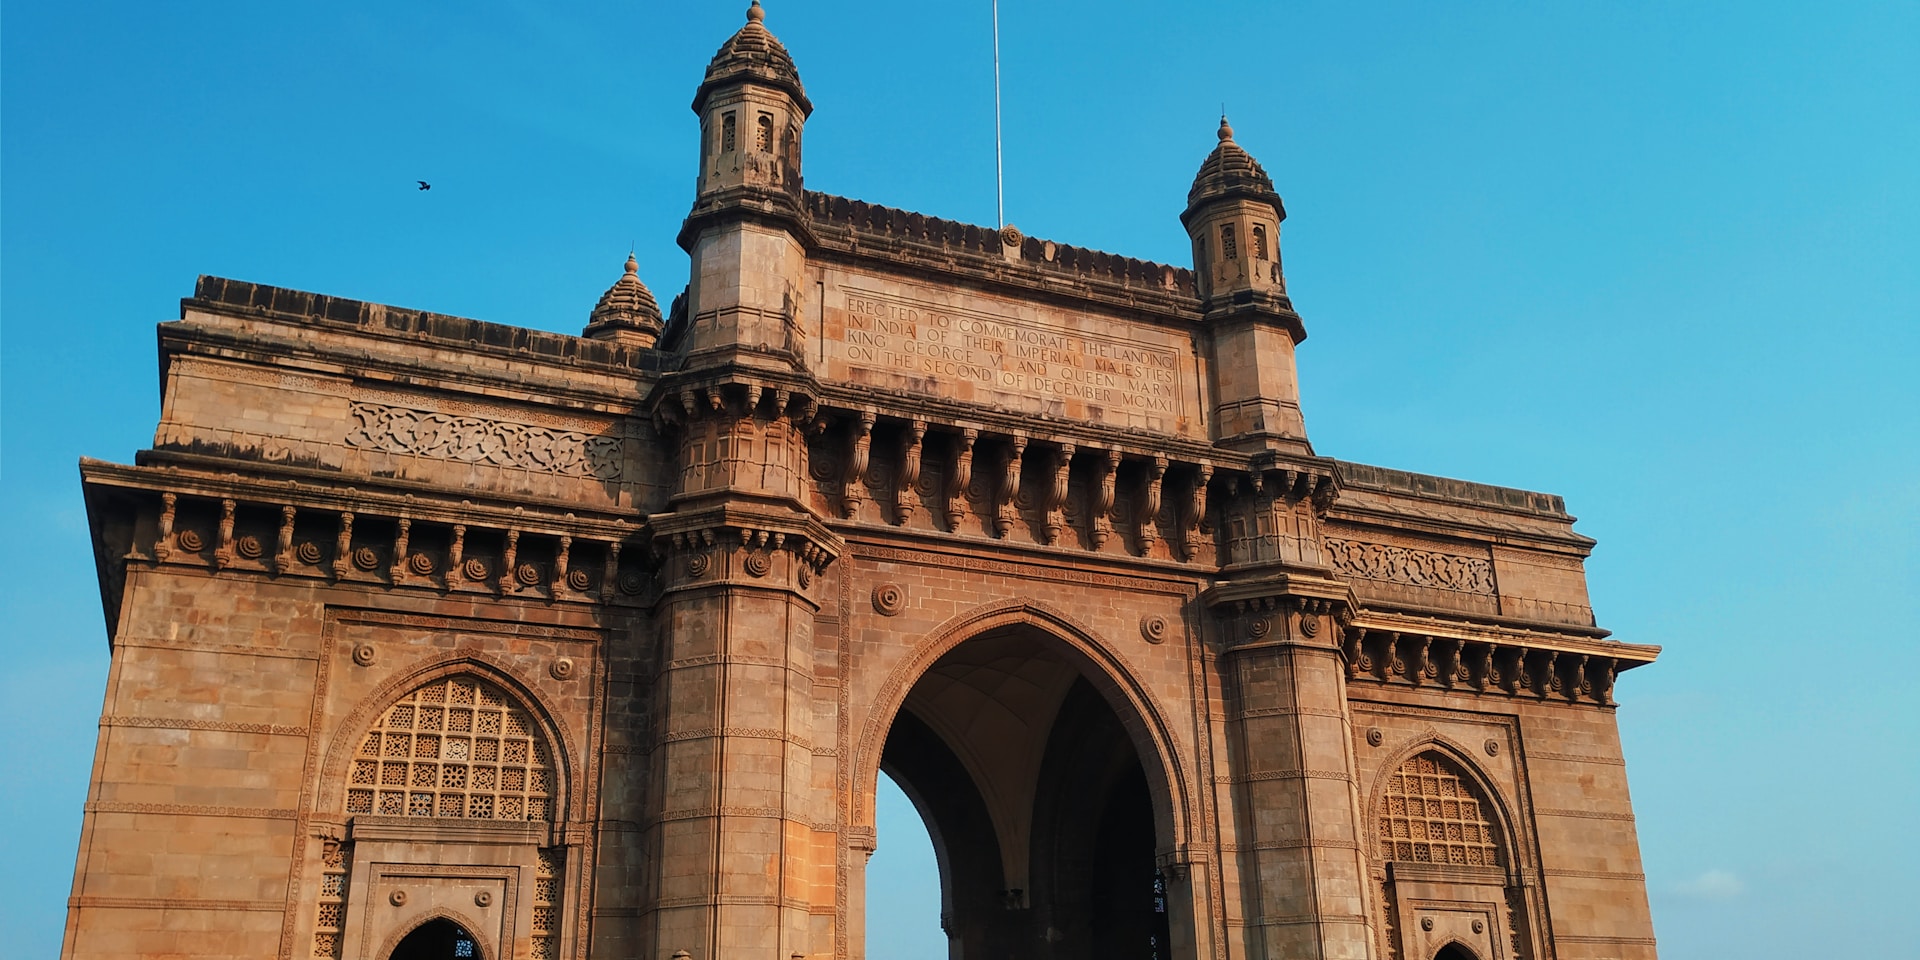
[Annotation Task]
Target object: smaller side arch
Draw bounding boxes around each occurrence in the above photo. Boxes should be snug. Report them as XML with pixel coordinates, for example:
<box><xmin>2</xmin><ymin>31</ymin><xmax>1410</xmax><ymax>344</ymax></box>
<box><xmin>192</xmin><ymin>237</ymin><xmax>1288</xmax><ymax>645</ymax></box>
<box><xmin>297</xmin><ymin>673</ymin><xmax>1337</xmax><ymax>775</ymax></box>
<box><xmin>1432</xmin><ymin>939</ymin><xmax>1482</xmax><ymax>960</ymax></box>
<box><xmin>316</xmin><ymin>652</ymin><xmax>578</xmax><ymax>825</ymax></box>
<box><xmin>375</xmin><ymin>909</ymin><xmax>494</xmax><ymax>960</ymax></box>
<box><xmin>1365</xmin><ymin>737</ymin><xmax>1522</xmax><ymax>882</ymax></box>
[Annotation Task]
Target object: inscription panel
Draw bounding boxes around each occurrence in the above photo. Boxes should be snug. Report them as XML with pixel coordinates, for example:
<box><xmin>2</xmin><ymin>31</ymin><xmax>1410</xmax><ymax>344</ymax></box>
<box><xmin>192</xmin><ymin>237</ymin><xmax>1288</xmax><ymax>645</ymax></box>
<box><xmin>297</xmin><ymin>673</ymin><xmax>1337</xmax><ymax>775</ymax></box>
<box><xmin>816</xmin><ymin>273</ymin><xmax>1200</xmax><ymax>436</ymax></box>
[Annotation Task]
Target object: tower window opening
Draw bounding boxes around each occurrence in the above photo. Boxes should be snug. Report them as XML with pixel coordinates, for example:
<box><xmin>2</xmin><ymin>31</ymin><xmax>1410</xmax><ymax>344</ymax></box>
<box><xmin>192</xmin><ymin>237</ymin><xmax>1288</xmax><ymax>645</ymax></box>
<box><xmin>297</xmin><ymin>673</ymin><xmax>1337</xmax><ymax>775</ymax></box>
<box><xmin>757</xmin><ymin>113</ymin><xmax>774</xmax><ymax>153</ymax></box>
<box><xmin>721</xmin><ymin>112</ymin><xmax>737</xmax><ymax>152</ymax></box>
<box><xmin>1253</xmin><ymin>225</ymin><xmax>1269</xmax><ymax>260</ymax></box>
<box><xmin>1220</xmin><ymin>224</ymin><xmax>1238</xmax><ymax>261</ymax></box>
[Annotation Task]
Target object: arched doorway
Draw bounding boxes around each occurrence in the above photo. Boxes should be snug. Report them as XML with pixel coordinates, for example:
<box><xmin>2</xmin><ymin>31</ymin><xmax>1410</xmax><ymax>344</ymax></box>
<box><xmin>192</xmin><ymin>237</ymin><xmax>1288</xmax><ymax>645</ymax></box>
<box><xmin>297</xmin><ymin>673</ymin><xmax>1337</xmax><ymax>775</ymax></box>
<box><xmin>1433</xmin><ymin>943</ymin><xmax>1480</xmax><ymax>960</ymax></box>
<box><xmin>387</xmin><ymin>918</ymin><xmax>479</xmax><ymax>959</ymax></box>
<box><xmin>875</xmin><ymin>625</ymin><xmax>1175</xmax><ymax>960</ymax></box>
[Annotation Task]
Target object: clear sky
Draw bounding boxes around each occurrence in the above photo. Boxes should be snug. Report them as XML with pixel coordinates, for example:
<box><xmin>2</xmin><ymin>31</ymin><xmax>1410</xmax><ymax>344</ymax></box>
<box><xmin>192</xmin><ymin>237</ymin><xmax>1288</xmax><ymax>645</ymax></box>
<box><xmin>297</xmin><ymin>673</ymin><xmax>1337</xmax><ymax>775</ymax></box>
<box><xmin>3</xmin><ymin>2</ymin><xmax>1915</xmax><ymax>958</ymax></box>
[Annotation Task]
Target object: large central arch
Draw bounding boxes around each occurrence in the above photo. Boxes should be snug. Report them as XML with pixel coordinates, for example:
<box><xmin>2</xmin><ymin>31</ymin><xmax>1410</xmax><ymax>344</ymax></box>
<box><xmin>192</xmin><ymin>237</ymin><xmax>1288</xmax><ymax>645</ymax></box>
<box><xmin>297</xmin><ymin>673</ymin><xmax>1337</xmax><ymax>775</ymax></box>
<box><xmin>854</xmin><ymin>601</ymin><xmax>1195</xmax><ymax>960</ymax></box>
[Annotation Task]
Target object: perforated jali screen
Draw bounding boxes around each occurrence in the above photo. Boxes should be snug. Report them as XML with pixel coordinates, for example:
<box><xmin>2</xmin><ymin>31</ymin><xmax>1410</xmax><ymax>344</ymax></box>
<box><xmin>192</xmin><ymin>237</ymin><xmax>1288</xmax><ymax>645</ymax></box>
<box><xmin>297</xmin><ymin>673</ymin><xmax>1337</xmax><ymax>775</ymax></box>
<box><xmin>345</xmin><ymin>676</ymin><xmax>555</xmax><ymax>821</ymax></box>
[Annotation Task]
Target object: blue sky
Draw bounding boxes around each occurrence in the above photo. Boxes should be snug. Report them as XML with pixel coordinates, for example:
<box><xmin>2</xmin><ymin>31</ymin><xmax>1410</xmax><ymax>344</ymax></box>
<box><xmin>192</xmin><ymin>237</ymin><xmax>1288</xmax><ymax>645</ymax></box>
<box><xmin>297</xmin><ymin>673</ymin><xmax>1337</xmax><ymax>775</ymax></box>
<box><xmin>3</xmin><ymin>2</ymin><xmax>1915</xmax><ymax>958</ymax></box>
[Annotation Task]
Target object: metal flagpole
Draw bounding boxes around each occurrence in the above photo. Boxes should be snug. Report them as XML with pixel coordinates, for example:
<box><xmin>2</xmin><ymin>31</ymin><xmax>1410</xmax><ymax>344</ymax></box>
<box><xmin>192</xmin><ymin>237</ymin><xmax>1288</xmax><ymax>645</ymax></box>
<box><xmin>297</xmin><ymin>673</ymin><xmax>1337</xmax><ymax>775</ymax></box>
<box><xmin>993</xmin><ymin>0</ymin><xmax>1005</xmax><ymax>229</ymax></box>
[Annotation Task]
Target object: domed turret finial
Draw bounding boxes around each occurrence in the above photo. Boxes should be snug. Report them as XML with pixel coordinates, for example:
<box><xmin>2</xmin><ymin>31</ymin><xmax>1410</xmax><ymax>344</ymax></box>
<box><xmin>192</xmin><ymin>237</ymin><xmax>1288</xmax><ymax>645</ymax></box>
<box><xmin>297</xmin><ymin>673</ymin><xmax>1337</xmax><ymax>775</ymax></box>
<box><xmin>585</xmin><ymin>253</ymin><xmax>664</xmax><ymax>348</ymax></box>
<box><xmin>1218</xmin><ymin>115</ymin><xmax>1234</xmax><ymax>142</ymax></box>
<box><xmin>747</xmin><ymin>0</ymin><xmax>764</xmax><ymax>23</ymax></box>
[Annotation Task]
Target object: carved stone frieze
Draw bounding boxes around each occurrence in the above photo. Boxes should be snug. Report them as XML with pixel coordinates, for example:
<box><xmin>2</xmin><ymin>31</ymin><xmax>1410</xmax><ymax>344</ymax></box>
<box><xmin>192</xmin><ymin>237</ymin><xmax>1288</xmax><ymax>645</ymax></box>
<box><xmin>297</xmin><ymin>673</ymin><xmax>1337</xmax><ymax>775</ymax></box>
<box><xmin>1324</xmin><ymin>537</ymin><xmax>1495</xmax><ymax>596</ymax></box>
<box><xmin>346</xmin><ymin>401</ymin><xmax>623</xmax><ymax>479</ymax></box>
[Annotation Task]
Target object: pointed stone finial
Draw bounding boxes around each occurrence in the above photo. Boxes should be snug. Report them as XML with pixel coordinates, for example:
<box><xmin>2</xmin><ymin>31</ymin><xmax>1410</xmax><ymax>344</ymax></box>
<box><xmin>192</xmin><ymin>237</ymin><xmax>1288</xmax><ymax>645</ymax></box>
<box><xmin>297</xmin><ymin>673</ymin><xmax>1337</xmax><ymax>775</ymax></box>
<box><xmin>624</xmin><ymin>252</ymin><xmax>639</xmax><ymax>276</ymax></box>
<box><xmin>747</xmin><ymin>0</ymin><xmax>764</xmax><ymax>23</ymax></box>
<box><xmin>1218</xmin><ymin>115</ymin><xmax>1234</xmax><ymax>141</ymax></box>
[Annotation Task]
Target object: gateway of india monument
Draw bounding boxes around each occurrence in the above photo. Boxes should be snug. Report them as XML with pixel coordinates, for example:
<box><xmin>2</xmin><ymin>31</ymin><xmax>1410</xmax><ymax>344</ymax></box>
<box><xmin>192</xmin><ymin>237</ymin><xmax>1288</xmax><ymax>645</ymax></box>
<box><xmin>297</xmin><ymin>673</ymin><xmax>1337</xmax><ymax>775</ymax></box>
<box><xmin>64</xmin><ymin>5</ymin><xmax>1661</xmax><ymax>959</ymax></box>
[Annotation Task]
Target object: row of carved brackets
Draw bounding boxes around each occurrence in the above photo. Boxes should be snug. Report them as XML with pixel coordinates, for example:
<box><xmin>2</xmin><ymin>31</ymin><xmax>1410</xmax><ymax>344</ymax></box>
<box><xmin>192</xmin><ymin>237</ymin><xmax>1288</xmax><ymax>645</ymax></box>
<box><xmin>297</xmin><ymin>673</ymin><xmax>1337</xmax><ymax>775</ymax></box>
<box><xmin>1341</xmin><ymin>626</ymin><xmax>1624</xmax><ymax>705</ymax></box>
<box><xmin>648</xmin><ymin>373</ymin><xmax>820</xmax><ymax>431</ymax></box>
<box><xmin>139</xmin><ymin>484</ymin><xmax>652</xmax><ymax>606</ymax></box>
<box><xmin>661</xmin><ymin>523</ymin><xmax>838</xmax><ymax>589</ymax></box>
<box><xmin>813</xmin><ymin>405</ymin><xmax>1338</xmax><ymax>562</ymax></box>
<box><xmin>640</xmin><ymin>372</ymin><xmax>1343</xmax><ymax>561</ymax></box>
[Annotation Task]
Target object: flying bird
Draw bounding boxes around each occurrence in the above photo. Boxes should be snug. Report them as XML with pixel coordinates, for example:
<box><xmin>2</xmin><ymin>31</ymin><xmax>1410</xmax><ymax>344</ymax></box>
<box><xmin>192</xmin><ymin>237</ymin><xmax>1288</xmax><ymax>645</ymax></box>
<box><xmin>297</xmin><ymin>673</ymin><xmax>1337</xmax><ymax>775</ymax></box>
<box><xmin>417</xmin><ymin>181</ymin><xmax>431</xmax><ymax>191</ymax></box>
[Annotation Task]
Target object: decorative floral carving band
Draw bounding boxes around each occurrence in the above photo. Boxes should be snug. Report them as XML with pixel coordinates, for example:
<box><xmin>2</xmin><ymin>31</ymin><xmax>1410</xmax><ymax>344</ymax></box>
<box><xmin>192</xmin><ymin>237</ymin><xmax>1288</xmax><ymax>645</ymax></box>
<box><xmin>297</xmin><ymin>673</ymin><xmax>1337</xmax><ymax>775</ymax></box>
<box><xmin>1323</xmin><ymin>537</ymin><xmax>1495</xmax><ymax>595</ymax></box>
<box><xmin>347</xmin><ymin>402</ymin><xmax>623</xmax><ymax>480</ymax></box>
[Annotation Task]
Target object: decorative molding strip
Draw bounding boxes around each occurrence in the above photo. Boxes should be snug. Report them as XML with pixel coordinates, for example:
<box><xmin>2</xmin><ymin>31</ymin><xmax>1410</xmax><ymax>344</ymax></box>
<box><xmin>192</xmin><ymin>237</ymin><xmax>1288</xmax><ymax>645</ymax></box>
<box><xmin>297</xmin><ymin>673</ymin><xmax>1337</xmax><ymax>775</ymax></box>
<box><xmin>347</xmin><ymin>400</ymin><xmax>623</xmax><ymax>479</ymax></box>
<box><xmin>101</xmin><ymin>715</ymin><xmax>309</xmax><ymax>737</ymax></box>
<box><xmin>1234</xmin><ymin>706</ymin><xmax>1350</xmax><ymax>721</ymax></box>
<box><xmin>1222</xmin><ymin>769</ymin><xmax>1356</xmax><ymax>784</ymax></box>
<box><xmin>1324</xmin><ymin>537</ymin><xmax>1494</xmax><ymax>595</ymax></box>
<box><xmin>659</xmin><ymin>726</ymin><xmax>808</xmax><ymax>749</ymax></box>
<box><xmin>330</xmin><ymin>608</ymin><xmax>603</xmax><ymax>643</ymax></box>
<box><xmin>851</xmin><ymin>543</ymin><xmax>1191</xmax><ymax>593</ymax></box>
<box><xmin>1528</xmin><ymin>751</ymin><xmax>1627</xmax><ymax>766</ymax></box>
<box><xmin>1541</xmin><ymin>868</ymin><xmax>1646</xmax><ymax>881</ymax></box>
<box><xmin>1227</xmin><ymin>838</ymin><xmax>1362</xmax><ymax>852</ymax></box>
<box><xmin>111</xmin><ymin>637</ymin><xmax>319</xmax><ymax>661</ymax></box>
<box><xmin>1553</xmin><ymin>935</ymin><xmax>1659</xmax><ymax>945</ymax></box>
<box><xmin>87</xmin><ymin>801</ymin><xmax>299</xmax><ymax>820</ymax></box>
<box><xmin>655</xmin><ymin>806</ymin><xmax>791</xmax><ymax>823</ymax></box>
<box><xmin>69</xmin><ymin>896</ymin><xmax>285</xmax><ymax>913</ymax></box>
<box><xmin>1536</xmin><ymin>808</ymin><xmax>1635</xmax><ymax>822</ymax></box>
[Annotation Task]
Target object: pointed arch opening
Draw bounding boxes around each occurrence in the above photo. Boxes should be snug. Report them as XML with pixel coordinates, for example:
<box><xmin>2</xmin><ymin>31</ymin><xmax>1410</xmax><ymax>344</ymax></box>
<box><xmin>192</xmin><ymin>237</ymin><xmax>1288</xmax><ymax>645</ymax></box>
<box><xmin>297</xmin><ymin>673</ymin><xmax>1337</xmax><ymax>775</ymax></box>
<box><xmin>386</xmin><ymin>917</ymin><xmax>481</xmax><ymax>960</ymax></box>
<box><xmin>861</xmin><ymin>606</ymin><xmax>1190</xmax><ymax>960</ymax></box>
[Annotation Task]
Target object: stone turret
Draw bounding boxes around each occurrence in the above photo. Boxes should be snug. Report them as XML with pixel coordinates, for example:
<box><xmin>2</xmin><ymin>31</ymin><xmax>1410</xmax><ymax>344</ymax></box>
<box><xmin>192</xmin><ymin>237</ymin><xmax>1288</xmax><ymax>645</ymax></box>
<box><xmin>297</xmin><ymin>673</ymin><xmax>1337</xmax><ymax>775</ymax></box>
<box><xmin>1184</xmin><ymin>118</ymin><xmax>1310</xmax><ymax>450</ymax></box>
<box><xmin>582</xmin><ymin>254</ymin><xmax>664</xmax><ymax>348</ymax></box>
<box><xmin>676</xmin><ymin>0</ymin><xmax>814</xmax><ymax>374</ymax></box>
<box><xmin>690</xmin><ymin>0</ymin><xmax>810</xmax><ymax>205</ymax></box>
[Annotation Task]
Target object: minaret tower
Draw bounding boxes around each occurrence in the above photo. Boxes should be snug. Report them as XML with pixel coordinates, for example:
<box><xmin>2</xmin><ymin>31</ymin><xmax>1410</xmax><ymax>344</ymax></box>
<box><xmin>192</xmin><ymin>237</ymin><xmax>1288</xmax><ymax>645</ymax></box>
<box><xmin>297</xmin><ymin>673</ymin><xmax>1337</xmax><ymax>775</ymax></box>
<box><xmin>1183</xmin><ymin>117</ymin><xmax>1310</xmax><ymax>452</ymax></box>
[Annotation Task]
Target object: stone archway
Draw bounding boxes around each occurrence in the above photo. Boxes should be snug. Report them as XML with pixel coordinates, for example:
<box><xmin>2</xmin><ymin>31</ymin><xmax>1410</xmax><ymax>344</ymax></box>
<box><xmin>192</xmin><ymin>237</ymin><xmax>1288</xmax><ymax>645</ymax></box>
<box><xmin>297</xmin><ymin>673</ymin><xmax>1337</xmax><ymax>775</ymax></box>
<box><xmin>875</xmin><ymin>625</ymin><xmax>1177</xmax><ymax>960</ymax></box>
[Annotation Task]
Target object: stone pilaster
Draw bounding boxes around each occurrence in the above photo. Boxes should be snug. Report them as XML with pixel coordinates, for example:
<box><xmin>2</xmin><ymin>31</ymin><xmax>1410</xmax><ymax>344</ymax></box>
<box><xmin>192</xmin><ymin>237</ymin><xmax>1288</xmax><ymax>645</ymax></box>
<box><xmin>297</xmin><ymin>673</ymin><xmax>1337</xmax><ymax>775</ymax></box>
<box><xmin>1209</xmin><ymin>573</ymin><xmax>1374</xmax><ymax>960</ymax></box>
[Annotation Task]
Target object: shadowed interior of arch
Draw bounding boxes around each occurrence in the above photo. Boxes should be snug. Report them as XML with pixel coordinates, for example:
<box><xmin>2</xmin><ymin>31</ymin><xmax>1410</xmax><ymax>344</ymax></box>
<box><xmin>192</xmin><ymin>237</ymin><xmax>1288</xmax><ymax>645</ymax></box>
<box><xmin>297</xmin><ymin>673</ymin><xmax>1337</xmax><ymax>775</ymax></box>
<box><xmin>1433</xmin><ymin>942</ymin><xmax>1481</xmax><ymax>960</ymax></box>
<box><xmin>871</xmin><ymin>626</ymin><xmax>1172</xmax><ymax>960</ymax></box>
<box><xmin>387</xmin><ymin>917</ymin><xmax>478</xmax><ymax>959</ymax></box>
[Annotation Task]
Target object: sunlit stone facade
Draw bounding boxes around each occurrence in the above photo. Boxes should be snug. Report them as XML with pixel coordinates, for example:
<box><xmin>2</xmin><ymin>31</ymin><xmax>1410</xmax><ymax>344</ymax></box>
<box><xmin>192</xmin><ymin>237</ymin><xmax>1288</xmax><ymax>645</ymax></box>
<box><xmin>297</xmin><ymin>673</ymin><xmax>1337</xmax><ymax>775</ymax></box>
<box><xmin>67</xmin><ymin>5</ymin><xmax>1659</xmax><ymax>959</ymax></box>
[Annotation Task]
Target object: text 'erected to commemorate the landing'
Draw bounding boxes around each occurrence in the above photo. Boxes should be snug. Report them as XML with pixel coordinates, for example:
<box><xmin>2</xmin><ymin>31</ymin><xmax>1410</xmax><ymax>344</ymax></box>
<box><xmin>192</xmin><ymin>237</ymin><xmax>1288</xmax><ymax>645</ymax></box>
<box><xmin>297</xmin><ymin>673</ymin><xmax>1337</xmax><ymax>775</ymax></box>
<box><xmin>830</xmin><ymin>292</ymin><xmax>1184</xmax><ymax>419</ymax></box>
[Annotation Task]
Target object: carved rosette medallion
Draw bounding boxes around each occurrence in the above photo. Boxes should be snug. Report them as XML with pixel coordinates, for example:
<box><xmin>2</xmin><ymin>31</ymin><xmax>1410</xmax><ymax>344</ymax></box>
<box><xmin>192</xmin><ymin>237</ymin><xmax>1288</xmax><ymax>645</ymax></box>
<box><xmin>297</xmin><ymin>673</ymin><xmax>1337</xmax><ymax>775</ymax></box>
<box><xmin>550</xmin><ymin>658</ymin><xmax>575</xmax><ymax>681</ymax></box>
<box><xmin>352</xmin><ymin>546</ymin><xmax>381</xmax><ymax>571</ymax></box>
<box><xmin>871</xmin><ymin>582</ymin><xmax>906</xmax><ymax>617</ymax></box>
<box><xmin>686</xmin><ymin>552</ymin><xmax>711</xmax><ymax>579</ymax></box>
<box><xmin>1140</xmin><ymin>615</ymin><xmax>1169</xmax><ymax>644</ymax></box>
<box><xmin>352</xmin><ymin>643</ymin><xmax>378</xmax><ymax>667</ymax></box>
<box><xmin>235</xmin><ymin>535</ymin><xmax>263</xmax><ymax>560</ymax></box>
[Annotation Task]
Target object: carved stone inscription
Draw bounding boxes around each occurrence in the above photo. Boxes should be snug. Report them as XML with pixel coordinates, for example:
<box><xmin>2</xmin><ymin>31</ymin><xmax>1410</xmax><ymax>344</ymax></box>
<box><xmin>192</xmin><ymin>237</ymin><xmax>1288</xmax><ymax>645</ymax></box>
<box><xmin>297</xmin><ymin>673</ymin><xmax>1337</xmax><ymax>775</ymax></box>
<box><xmin>824</xmin><ymin>286</ymin><xmax>1188</xmax><ymax>430</ymax></box>
<box><xmin>347</xmin><ymin>402</ymin><xmax>623</xmax><ymax>479</ymax></box>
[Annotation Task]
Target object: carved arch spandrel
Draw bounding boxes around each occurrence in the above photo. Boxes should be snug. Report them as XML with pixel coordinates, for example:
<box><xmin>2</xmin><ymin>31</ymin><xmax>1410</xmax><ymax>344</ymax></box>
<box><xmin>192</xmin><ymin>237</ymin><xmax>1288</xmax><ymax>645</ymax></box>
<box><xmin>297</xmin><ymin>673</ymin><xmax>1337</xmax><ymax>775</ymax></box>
<box><xmin>315</xmin><ymin>650</ymin><xmax>582</xmax><ymax>826</ymax></box>
<box><xmin>372</xmin><ymin>908</ymin><xmax>497</xmax><ymax>960</ymax></box>
<box><xmin>849</xmin><ymin>597</ymin><xmax>1196</xmax><ymax>854</ymax></box>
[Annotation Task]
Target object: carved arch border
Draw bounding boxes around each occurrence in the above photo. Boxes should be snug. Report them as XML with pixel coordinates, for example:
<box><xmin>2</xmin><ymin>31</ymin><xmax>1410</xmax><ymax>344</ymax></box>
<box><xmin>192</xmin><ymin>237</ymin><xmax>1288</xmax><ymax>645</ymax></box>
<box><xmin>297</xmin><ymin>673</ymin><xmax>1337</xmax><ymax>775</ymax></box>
<box><xmin>849</xmin><ymin>596</ymin><xmax>1197</xmax><ymax>853</ymax></box>
<box><xmin>314</xmin><ymin>647</ymin><xmax>583</xmax><ymax>826</ymax></box>
<box><xmin>373</xmin><ymin>907</ymin><xmax>497</xmax><ymax>960</ymax></box>
<box><xmin>1365</xmin><ymin>731</ymin><xmax>1527</xmax><ymax>884</ymax></box>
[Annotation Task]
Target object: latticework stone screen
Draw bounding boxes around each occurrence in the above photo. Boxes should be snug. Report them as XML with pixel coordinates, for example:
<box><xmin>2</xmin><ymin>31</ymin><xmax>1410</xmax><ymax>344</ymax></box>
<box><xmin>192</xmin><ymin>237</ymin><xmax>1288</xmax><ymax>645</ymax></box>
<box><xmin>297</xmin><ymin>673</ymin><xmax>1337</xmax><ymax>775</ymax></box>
<box><xmin>345</xmin><ymin>676</ymin><xmax>555</xmax><ymax>821</ymax></box>
<box><xmin>1378</xmin><ymin>753</ymin><xmax>1502</xmax><ymax>867</ymax></box>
